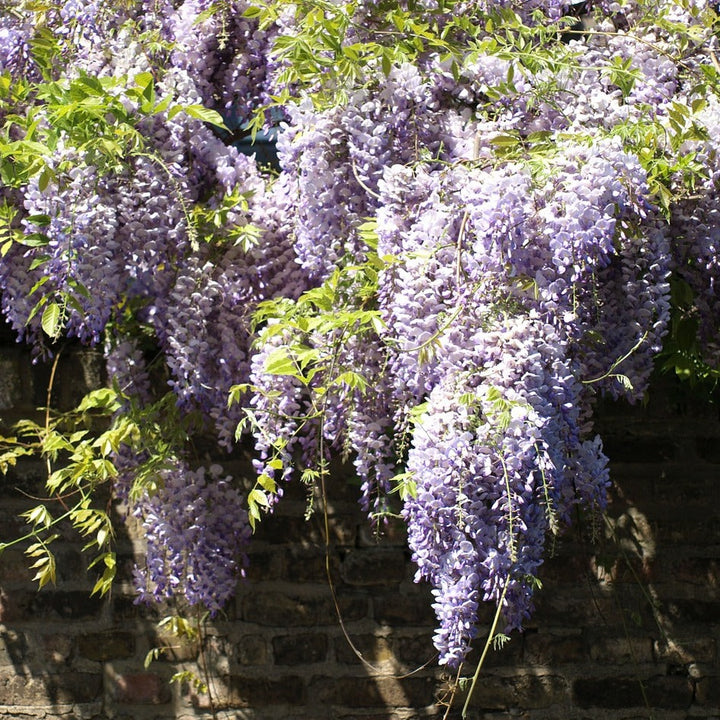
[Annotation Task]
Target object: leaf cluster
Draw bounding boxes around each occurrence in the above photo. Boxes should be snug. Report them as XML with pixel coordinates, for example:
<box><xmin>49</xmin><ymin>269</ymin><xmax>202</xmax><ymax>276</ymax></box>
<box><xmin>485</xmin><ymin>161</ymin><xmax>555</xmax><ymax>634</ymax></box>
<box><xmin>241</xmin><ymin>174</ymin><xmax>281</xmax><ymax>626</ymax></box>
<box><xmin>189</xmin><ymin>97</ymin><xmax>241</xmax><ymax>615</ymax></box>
<box><xmin>0</xmin><ymin>387</ymin><xmax>122</xmax><ymax>595</ymax></box>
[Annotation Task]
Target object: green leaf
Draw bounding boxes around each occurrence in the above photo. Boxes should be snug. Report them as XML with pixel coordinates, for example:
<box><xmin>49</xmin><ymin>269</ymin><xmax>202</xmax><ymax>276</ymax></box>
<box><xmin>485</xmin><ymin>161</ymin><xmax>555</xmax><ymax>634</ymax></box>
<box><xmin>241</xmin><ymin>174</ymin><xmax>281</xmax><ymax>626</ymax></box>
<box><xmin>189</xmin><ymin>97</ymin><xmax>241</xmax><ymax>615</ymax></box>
<box><xmin>249</xmin><ymin>488</ymin><xmax>270</xmax><ymax>508</ymax></box>
<box><xmin>490</xmin><ymin>133</ymin><xmax>519</xmax><ymax>148</ymax></box>
<box><xmin>144</xmin><ymin>648</ymin><xmax>163</xmax><ymax>669</ymax></box>
<box><xmin>21</xmin><ymin>504</ymin><xmax>53</xmax><ymax>529</ymax></box>
<box><xmin>28</xmin><ymin>254</ymin><xmax>50</xmax><ymax>270</ymax></box>
<box><xmin>257</xmin><ymin>473</ymin><xmax>277</xmax><ymax>494</ymax></box>
<box><xmin>33</xmin><ymin>555</ymin><xmax>56</xmax><ymax>589</ymax></box>
<box><xmin>357</xmin><ymin>219</ymin><xmax>378</xmax><ymax>250</ymax></box>
<box><xmin>90</xmin><ymin>552</ymin><xmax>116</xmax><ymax>596</ymax></box>
<box><xmin>169</xmin><ymin>104</ymin><xmax>229</xmax><ymax>130</ymax></box>
<box><xmin>16</xmin><ymin>232</ymin><xmax>49</xmax><ymax>248</ymax></box>
<box><xmin>76</xmin><ymin>388</ymin><xmax>120</xmax><ymax>413</ymax></box>
<box><xmin>41</xmin><ymin>302</ymin><xmax>62</xmax><ymax>338</ymax></box>
<box><xmin>25</xmin><ymin>214</ymin><xmax>51</xmax><ymax>226</ymax></box>
<box><xmin>264</xmin><ymin>347</ymin><xmax>299</xmax><ymax>376</ymax></box>
<box><xmin>382</xmin><ymin>49</ymin><xmax>392</xmax><ymax>76</ymax></box>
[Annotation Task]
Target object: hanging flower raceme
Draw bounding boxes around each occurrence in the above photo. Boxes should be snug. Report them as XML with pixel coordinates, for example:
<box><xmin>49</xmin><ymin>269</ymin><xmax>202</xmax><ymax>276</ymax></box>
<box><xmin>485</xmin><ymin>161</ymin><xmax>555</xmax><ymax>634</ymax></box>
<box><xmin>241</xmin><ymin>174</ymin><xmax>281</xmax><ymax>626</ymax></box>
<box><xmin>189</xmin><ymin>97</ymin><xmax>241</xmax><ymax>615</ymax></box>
<box><xmin>133</xmin><ymin>460</ymin><xmax>251</xmax><ymax>614</ymax></box>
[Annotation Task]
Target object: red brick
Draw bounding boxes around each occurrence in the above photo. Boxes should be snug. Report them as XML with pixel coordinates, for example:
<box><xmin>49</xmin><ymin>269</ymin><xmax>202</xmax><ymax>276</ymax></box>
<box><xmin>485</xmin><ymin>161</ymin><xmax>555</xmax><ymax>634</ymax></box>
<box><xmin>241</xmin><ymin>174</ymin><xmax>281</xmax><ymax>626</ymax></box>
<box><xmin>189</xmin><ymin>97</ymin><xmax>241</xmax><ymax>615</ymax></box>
<box><xmin>108</xmin><ymin>671</ymin><xmax>171</xmax><ymax>704</ymax></box>
<box><xmin>308</xmin><ymin>675</ymin><xmax>437</xmax><ymax>707</ymax></box>
<box><xmin>78</xmin><ymin>631</ymin><xmax>135</xmax><ymax>661</ymax></box>
<box><xmin>0</xmin><ymin>671</ymin><xmax>101</xmax><ymax>704</ymax></box>
<box><xmin>373</xmin><ymin>590</ymin><xmax>436</xmax><ymax>626</ymax></box>
<box><xmin>333</xmin><ymin>633</ymin><xmax>393</xmax><ymax>665</ymax></box>
<box><xmin>235</xmin><ymin>635</ymin><xmax>269</xmax><ymax>665</ymax></box>
<box><xmin>228</xmin><ymin>674</ymin><xmax>305</xmax><ymax>706</ymax></box>
<box><xmin>458</xmin><ymin>673</ymin><xmax>568</xmax><ymax>711</ymax></box>
<box><xmin>587</xmin><ymin>634</ymin><xmax>653</xmax><ymax>664</ymax></box>
<box><xmin>340</xmin><ymin>549</ymin><xmax>406</xmax><ymax>586</ymax></box>
<box><xmin>524</xmin><ymin>632</ymin><xmax>584</xmax><ymax>665</ymax></box>
<box><xmin>696</xmin><ymin>675</ymin><xmax>720</xmax><ymax>705</ymax></box>
<box><xmin>273</xmin><ymin>633</ymin><xmax>328</xmax><ymax>665</ymax></box>
<box><xmin>573</xmin><ymin>675</ymin><xmax>692</xmax><ymax>709</ymax></box>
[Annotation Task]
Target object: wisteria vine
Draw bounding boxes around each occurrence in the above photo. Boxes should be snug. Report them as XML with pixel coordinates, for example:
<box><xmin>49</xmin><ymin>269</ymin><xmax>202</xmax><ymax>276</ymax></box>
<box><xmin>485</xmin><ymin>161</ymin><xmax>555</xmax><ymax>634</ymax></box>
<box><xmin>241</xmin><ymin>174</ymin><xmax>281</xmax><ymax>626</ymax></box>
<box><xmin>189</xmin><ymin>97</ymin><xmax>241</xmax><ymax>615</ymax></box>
<box><xmin>1</xmin><ymin>0</ymin><xmax>720</xmax><ymax>687</ymax></box>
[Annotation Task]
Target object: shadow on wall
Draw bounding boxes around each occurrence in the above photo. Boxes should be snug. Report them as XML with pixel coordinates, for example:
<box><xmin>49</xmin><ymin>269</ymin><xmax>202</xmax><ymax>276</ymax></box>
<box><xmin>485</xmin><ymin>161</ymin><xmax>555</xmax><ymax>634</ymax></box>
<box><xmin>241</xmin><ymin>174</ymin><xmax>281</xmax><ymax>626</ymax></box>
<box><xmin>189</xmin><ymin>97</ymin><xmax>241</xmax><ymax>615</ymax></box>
<box><xmin>499</xmin><ymin>377</ymin><xmax>720</xmax><ymax>720</ymax></box>
<box><xmin>0</xmin><ymin>339</ymin><xmax>176</xmax><ymax>718</ymax></box>
<box><xmin>0</xmin><ymin>339</ymin><xmax>719</xmax><ymax>719</ymax></box>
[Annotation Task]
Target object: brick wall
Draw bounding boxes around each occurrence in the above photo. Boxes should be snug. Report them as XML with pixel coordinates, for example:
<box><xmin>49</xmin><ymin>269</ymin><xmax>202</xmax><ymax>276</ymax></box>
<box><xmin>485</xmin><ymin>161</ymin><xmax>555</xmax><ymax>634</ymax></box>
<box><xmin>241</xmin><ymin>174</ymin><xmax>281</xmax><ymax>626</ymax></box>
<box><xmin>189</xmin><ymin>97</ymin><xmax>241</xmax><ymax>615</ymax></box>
<box><xmin>0</xmin><ymin>338</ymin><xmax>718</xmax><ymax>720</ymax></box>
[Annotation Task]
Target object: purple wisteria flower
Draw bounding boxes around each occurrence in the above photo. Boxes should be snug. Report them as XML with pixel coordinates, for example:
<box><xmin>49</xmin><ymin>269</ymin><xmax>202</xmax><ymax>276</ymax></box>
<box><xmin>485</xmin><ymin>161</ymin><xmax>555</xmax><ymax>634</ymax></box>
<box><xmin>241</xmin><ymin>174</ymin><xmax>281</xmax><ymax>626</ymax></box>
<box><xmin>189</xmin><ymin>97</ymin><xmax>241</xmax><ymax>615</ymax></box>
<box><xmin>133</xmin><ymin>461</ymin><xmax>251</xmax><ymax>614</ymax></box>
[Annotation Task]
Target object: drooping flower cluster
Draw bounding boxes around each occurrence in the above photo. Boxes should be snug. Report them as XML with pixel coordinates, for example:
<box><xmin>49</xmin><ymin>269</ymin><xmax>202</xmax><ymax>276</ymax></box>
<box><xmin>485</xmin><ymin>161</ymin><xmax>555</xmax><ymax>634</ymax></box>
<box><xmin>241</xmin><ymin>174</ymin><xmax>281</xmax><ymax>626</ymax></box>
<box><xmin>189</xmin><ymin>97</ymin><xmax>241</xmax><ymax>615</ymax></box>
<box><xmin>133</xmin><ymin>460</ymin><xmax>251</xmax><ymax>613</ymax></box>
<box><xmin>367</xmin><ymin>144</ymin><xmax>660</xmax><ymax>663</ymax></box>
<box><xmin>402</xmin><ymin>315</ymin><xmax>609</xmax><ymax>665</ymax></box>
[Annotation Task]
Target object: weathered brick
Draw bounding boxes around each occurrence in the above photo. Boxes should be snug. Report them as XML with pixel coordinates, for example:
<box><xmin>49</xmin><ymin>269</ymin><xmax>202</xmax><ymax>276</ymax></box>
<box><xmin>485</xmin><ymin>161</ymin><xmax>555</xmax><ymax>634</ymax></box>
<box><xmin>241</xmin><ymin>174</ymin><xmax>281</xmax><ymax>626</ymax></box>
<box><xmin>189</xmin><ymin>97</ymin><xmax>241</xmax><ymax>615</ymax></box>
<box><xmin>393</xmin><ymin>633</ymin><xmax>437</xmax><ymax>666</ymax></box>
<box><xmin>524</xmin><ymin>631</ymin><xmax>584</xmax><ymax>665</ymax></box>
<box><xmin>600</xmin><ymin>435</ymin><xmax>677</xmax><ymax>463</ymax></box>
<box><xmin>113</xmin><ymin>594</ymin><xmax>161</xmax><ymax>620</ymax></box>
<box><xmin>111</xmin><ymin>552</ymin><xmax>143</xmax><ymax>585</ymax></box>
<box><xmin>107</xmin><ymin>671</ymin><xmax>172</xmax><ymax>704</ymax></box>
<box><xmin>78</xmin><ymin>631</ymin><xmax>135</xmax><ymax>661</ymax></box>
<box><xmin>242</xmin><ymin>591</ymin><xmax>367</xmax><ymax>627</ymax></box>
<box><xmin>534</xmin><ymin>582</ymin><xmax>659</xmax><ymax>630</ymax></box>
<box><xmin>373</xmin><ymin>591</ymin><xmax>436</xmax><ymax>626</ymax></box>
<box><xmin>39</xmin><ymin>633</ymin><xmax>73</xmax><ymax>667</ymax></box>
<box><xmin>0</xmin><ymin>539</ymin><xmax>87</xmax><ymax>578</ymax></box>
<box><xmin>463</xmin><ymin>635</ymin><xmax>523</xmax><ymax>668</ymax></box>
<box><xmin>652</xmin><ymin>466</ymin><xmax>720</xmax><ymax>504</ymax></box>
<box><xmin>0</xmin><ymin>589</ymin><xmax>104</xmax><ymax>622</ymax></box>
<box><xmin>653</xmin><ymin>637</ymin><xmax>716</xmax><ymax>664</ymax></box>
<box><xmin>458</xmin><ymin>673</ymin><xmax>568</xmax><ymax>711</ymax></box>
<box><xmin>661</xmin><ymin>555</ymin><xmax>720</xmax><ymax>588</ymax></box>
<box><xmin>253</xmin><ymin>515</ymin><xmax>316</xmax><ymax>545</ymax></box>
<box><xmin>324</xmin><ymin>513</ymin><xmax>359</xmax><ymax>546</ymax></box>
<box><xmin>0</xmin><ymin>629</ymin><xmax>27</xmax><ymax>666</ymax></box>
<box><xmin>653</xmin><ymin>511</ymin><xmax>720</xmax><ymax>545</ymax></box>
<box><xmin>253</xmin><ymin>503</ymin><xmax>358</xmax><ymax>547</ymax></box>
<box><xmin>242</xmin><ymin>592</ymin><xmax>322</xmax><ymax>627</ymax></box>
<box><xmin>235</xmin><ymin>635</ymin><xmax>269</xmax><ymax>665</ymax></box>
<box><xmin>0</xmin><ymin>671</ymin><xmax>102</xmax><ymax>704</ymax></box>
<box><xmin>0</xmin><ymin>549</ymin><xmax>33</xmax><ymax>584</ymax></box>
<box><xmin>664</xmin><ymin>599</ymin><xmax>720</xmax><ymax>623</ymax></box>
<box><xmin>152</xmin><ymin>630</ymin><xmax>198</xmax><ymax>663</ymax></box>
<box><xmin>308</xmin><ymin>675</ymin><xmax>437</xmax><ymax>707</ymax></box>
<box><xmin>336</xmin><ymin>712</ymin><xmax>425</xmax><ymax>720</ymax></box>
<box><xmin>53</xmin><ymin>349</ymin><xmax>106</xmax><ymax>410</ymax></box>
<box><xmin>273</xmin><ymin>633</ymin><xmax>327</xmax><ymax>665</ymax></box>
<box><xmin>243</xmin><ymin>548</ymin><xmax>285</xmax><ymax>582</ymax></box>
<box><xmin>696</xmin><ymin>675</ymin><xmax>720</xmax><ymax>705</ymax></box>
<box><xmin>0</xmin><ymin>507</ymin><xmax>29</xmax><ymax>541</ymax></box>
<box><xmin>541</xmin><ymin>550</ymin><xmax>594</xmax><ymax>584</ymax></box>
<box><xmin>334</xmin><ymin>633</ymin><xmax>393</xmax><ymax>665</ymax></box>
<box><xmin>283</xmin><ymin>546</ymin><xmax>339</xmax><ymax>584</ymax></box>
<box><xmin>0</xmin><ymin>460</ymin><xmax>47</xmax><ymax>498</ymax></box>
<box><xmin>341</xmin><ymin>549</ymin><xmax>406</xmax><ymax>586</ymax></box>
<box><xmin>28</xmin><ymin>590</ymin><xmax>105</xmax><ymax>620</ymax></box>
<box><xmin>587</xmin><ymin>634</ymin><xmax>654</xmax><ymax>665</ymax></box>
<box><xmin>696</xmin><ymin>436</ymin><xmax>720</xmax><ymax>462</ymax></box>
<box><xmin>358</xmin><ymin>517</ymin><xmax>408</xmax><ymax>547</ymax></box>
<box><xmin>573</xmin><ymin>675</ymin><xmax>692</xmax><ymax>709</ymax></box>
<box><xmin>228</xmin><ymin>674</ymin><xmax>305</xmax><ymax>706</ymax></box>
<box><xmin>0</xmin><ymin>353</ymin><xmax>23</xmax><ymax>410</ymax></box>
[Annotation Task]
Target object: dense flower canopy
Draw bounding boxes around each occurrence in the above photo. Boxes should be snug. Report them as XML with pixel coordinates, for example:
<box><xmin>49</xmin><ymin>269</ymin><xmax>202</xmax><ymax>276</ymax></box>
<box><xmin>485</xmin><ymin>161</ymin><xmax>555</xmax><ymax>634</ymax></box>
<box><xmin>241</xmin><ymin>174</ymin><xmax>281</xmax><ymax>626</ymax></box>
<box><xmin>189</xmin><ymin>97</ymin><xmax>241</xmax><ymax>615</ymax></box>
<box><xmin>1</xmin><ymin>0</ymin><xmax>719</xmax><ymax>671</ymax></box>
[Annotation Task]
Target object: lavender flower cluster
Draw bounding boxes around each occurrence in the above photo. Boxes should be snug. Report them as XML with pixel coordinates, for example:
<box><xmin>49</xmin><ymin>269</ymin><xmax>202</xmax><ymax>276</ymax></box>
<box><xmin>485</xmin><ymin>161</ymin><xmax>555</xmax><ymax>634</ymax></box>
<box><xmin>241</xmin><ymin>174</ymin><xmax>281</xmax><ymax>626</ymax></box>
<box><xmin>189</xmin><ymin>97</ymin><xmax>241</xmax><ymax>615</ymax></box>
<box><xmin>133</xmin><ymin>460</ymin><xmax>251</xmax><ymax>613</ymax></box>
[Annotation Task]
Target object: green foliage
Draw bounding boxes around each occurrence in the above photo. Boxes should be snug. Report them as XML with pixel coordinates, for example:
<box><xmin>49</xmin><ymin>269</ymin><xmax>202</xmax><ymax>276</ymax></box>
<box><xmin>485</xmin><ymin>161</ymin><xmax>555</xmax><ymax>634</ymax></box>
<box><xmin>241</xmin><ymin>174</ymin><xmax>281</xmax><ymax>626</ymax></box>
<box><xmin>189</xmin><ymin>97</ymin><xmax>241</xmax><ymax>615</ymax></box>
<box><xmin>0</xmin><ymin>387</ymin><xmax>122</xmax><ymax>594</ymax></box>
<box><xmin>660</xmin><ymin>277</ymin><xmax>720</xmax><ymax>388</ymax></box>
<box><xmin>233</xmin><ymin>243</ymin><xmax>385</xmax><ymax>527</ymax></box>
